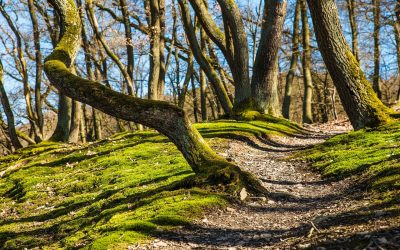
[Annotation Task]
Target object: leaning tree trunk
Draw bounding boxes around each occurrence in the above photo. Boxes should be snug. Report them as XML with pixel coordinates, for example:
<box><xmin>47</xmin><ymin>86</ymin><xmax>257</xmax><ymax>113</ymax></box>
<box><xmin>306</xmin><ymin>0</ymin><xmax>391</xmax><ymax>129</ymax></box>
<box><xmin>44</xmin><ymin>0</ymin><xmax>265</xmax><ymax>194</ymax></box>
<box><xmin>251</xmin><ymin>0</ymin><xmax>287</xmax><ymax>115</ymax></box>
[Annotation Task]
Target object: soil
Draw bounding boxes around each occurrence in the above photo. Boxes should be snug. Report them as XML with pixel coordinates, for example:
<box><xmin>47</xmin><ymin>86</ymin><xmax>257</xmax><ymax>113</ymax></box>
<box><xmin>131</xmin><ymin>121</ymin><xmax>400</xmax><ymax>250</ymax></box>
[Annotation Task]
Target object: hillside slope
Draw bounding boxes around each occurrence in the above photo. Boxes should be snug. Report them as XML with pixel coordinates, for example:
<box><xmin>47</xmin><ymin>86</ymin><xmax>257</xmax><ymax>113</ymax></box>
<box><xmin>0</xmin><ymin>119</ymin><xmax>302</xmax><ymax>249</ymax></box>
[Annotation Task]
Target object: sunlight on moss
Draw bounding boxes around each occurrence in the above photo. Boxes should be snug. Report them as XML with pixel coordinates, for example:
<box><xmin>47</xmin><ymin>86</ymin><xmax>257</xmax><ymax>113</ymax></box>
<box><xmin>298</xmin><ymin>122</ymin><xmax>400</xmax><ymax>203</ymax></box>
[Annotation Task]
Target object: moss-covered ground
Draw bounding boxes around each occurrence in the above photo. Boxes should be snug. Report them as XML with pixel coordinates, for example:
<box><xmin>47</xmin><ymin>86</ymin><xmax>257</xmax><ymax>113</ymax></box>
<box><xmin>298</xmin><ymin>122</ymin><xmax>400</xmax><ymax>205</ymax></box>
<box><xmin>0</xmin><ymin>117</ymin><xmax>301</xmax><ymax>249</ymax></box>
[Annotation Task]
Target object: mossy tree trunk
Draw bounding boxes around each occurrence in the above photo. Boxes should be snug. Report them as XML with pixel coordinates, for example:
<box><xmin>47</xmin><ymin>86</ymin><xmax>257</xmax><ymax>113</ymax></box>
<box><xmin>282</xmin><ymin>0</ymin><xmax>300</xmax><ymax>119</ymax></box>
<box><xmin>44</xmin><ymin>0</ymin><xmax>265</xmax><ymax>194</ymax></box>
<box><xmin>251</xmin><ymin>0</ymin><xmax>287</xmax><ymax>115</ymax></box>
<box><xmin>306</xmin><ymin>0</ymin><xmax>391</xmax><ymax>129</ymax></box>
<box><xmin>301</xmin><ymin>0</ymin><xmax>313</xmax><ymax>124</ymax></box>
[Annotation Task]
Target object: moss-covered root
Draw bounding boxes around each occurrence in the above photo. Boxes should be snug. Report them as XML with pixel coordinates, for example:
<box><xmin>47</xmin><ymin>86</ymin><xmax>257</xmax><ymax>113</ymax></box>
<box><xmin>200</xmin><ymin>163</ymin><xmax>268</xmax><ymax>196</ymax></box>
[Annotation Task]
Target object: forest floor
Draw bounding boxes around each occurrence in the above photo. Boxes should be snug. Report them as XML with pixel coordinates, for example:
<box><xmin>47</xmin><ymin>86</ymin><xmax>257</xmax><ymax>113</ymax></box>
<box><xmin>0</xmin><ymin>118</ymin><xmax>399</xmax><ymax>249</ymax></box>
<box><xmin>137</xmin><ymin>121</ymin><xmax>400</xmax><ymax>250</ymax></box>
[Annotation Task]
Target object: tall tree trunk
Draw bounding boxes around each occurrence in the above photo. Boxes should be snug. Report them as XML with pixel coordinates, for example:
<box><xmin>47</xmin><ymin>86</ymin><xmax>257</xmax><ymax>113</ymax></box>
<box><xmin>45</xmin><ymin>0</ymin><xmax>265</xmax><ymax>193</ymax></box>
<box><xmin>178</xmin><ymin>0</ymin><xmax>233</xmax><ymax>115</ymax></box>
<box><xmin>147</xmin><ymin>0</ymin><xmax>162</xmax><ymax>100</ymax></box>
<box><xmin>372</xmin><ymin>0</ymin><xmax>382</xmax><ymax>99</ymax></box>
<box><xmin>395</xmin><ymin>0</ymin><xmax>400</xmax><ymax>101</ymax></box>
<box><xmin>306</xmin><ymin>0</ymin><xmax>390</xmax><ymax>129</ymax></box>
<box><xmin>86</xmin><ymin>0</ymin><xmax>135</xmax><ymax>95</ymax></box>
<box><xmin>346</xmin><ymin>0</ymin><xmax>360</xmax><ymax>62</ymax></box>
<box><xmin>119</xmin><ymin>0</ymin><xmax>135</xmax><ymax>96</ymax></box>
<box><xmin>28</xmin><ymin>0</ymin><xmax>44</xmax><ymax>140</ymax></box>
<box><xmin>158</xmin><ymin>0</ymin><xmax>166</xmax><ymax>99</ymax></box>
<box><xmin>0</xmin><ymin>60</ymin><xmax>23</xmax><ymax>150</ymax></box>
<box><xmin>251</xmin><ymin>0</ymin><xmax>287</xmax><ymax>115</ymax></box>
<box><xmin>301</xmin><ymin>0</ymin><xmax>313</xmax><ymax>124</ymax></box>
<box><xmin>0</xmin><ymin>4</ymin><xmax>40</xmax><ymax>142</ymax></box>
<box><xmin>282</xmin><ymin>0</ymin><xmax>301</xmax><ymax>119</ymax></box>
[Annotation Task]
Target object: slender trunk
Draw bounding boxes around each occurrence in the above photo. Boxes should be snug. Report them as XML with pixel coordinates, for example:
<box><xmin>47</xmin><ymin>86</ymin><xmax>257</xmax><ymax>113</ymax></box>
<box><xmin>306</xmin><ymin>0</ymin><xmax>390</xmax><ymax>129</ymax></box>
<box><xmin>50</xmin><ymin>94</ymin><xmax>72</xmax><ymax>142</ymax></box>
<box><xmin>147</xmin><ymin>0</ymin><xmax>161</xmax><ymax>100</ymax></box>
<box><xmin>200</xmin><ymin>63</ymin><xmax>208</xmax><ymax>121</ymax></box>
<box><xmin>158</xmin><ymin>0</ymin><xmax>166</xmax><ymax>99</ymax></box>
<box><xmin>0</xmin><ymin>5</ymin><xmax>40</xmax><ymax>142</ymax></box>
<box><xmin>80</xmin><ymin>104</ymin><xmax>87</xmax><ymax>143</ymax></box>
<box><xmin>251</xmin><ymin>0</ymin><xmax>287</xmax><ymax>115</ymax></box>
<box><xmin>28</xmin><ymin>0</ymin><xmax>44</xmax><ymax>139</ymax></box>
<box><xmin>346</xmin><ymin>0</ymin><xmax>360</xmax><ymax>62</ymax></box>
<box><xmin>0</xmin><ymin>60</ymin><xmax>23</xmax><ymax>150</ymax></box>
<box><xmin>69</xmin><ymin>100</ymin><xmax>82</xmax><ymax>143</ymax></box>
<box><xmin>192</xmin><ymin>77</ymin><xmax>199</xmax><ymax>123</ymax></box>
<box><xmin>301</xmin><ymin>0</ymin><xmax>313</xmax><ymax>124</ymax></box>
<box><xmin>119</xmin><ymin>0</ymin><xmax>135</xmax><ymax>96</ymax></box>
<box><xmin>395</xmin><ymin>0</ymin><xmax>400</xmax><ymax>101</ymax></box>
<box><xmin>86</xmin><ymin>0</ymin><xmax>134</xmax><ymax>95</ymax></box>
<box><xmin>92</xmin><ymin>108</ymin><xmax>102</xmax><ymax>140</ymax></box>
<box><xmin>282</xmin><ymin>0</ymin><xmax>301</xmax><ymax>119</ymax></box>
<box><xmin>216</xmin><ymin>0</ymin><xmax>251</xmax><ymax>107</ymax></box>
<box><xmin>178</xmin><ymin>54</ymin><xmax>193</xmax><ymax>108</ymax></box>
<box><xmin>178</xmin><ymin>0</ymin><xmax>233</xmax><ymax>115</ymax></box>
<box><xmin>373</xmin><ymin>0</ymin><xmax>382</xmax><ymax>99</ymax></box>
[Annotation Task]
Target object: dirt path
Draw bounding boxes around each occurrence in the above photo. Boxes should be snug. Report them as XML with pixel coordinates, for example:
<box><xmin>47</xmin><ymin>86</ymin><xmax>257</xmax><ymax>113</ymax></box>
<box><xmin>133</xmin><ymin>124</ymin><xmax>400</xmax><ymax>250</ymax></box>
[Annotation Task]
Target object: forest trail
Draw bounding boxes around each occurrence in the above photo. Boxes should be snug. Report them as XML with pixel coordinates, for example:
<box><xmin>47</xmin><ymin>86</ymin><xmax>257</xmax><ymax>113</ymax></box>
<box><xmin>134</xmin><ymin>122</ymin><xmax>400</xmax><ymax>250</ymax></box>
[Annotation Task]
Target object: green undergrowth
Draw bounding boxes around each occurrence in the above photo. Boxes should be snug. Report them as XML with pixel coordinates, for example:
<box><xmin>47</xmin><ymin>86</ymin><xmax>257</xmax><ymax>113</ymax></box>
<box><xmin>0</xmin><ymin>117</ymin><xmax>299</xmax><ymax>249</ymax></box>
<box><xmin>298</xmin><ymin>122</ymin><xmax>400</xmax><ymax>204</ymax></box>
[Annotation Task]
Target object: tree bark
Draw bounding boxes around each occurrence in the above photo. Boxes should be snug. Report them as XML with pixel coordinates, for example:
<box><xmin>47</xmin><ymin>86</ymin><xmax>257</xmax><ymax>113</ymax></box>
<box><xmin>346</xmin><ymin>0</ymin><xmax>360</xmax><ymax>62</ymax></box>
<box><xmin>0</xmin><ymin>60</ymin><xmax>23</xmax><ymax>150</ymax></box>
<box><xmin>282</xmin><ymin>0</ymin><xmax>301</xmax><ymax>119</ymax></box>
<box><xmin>178</xmin><ymin>0</ymin><xmax>233</xmax><ymax>115</ymax></box>
<box><xmin>50</xmin><ymin>94</ymin><xmax>72</xmax><ymax>142</ymax></box>
<box><xmin>44</xmin><ymin>0</ymin><xmax>265</xmax><ymax>194</ymax></box>
<box><xmin>372</xmin><ymin>0</ymin><xmax>382</xmax><ymax>99</ymax></box>
<box><xmin>301</xmin><ymin>0</ymin><xmax>313</xmax><ymax>124</ymax></box>
<box><xmin>251</xmin><ymin>0</ymin><xmax>287</xmax><ymax>115</ymax></box>
<box><xmin>28</xmin><ymin>0</ymin><xmax>44</xmax><ymax>140</ymax></box>
<box><xmin>306</xmin><ymin>0</ymin><xmax>391</xmax><ymax>129</ymax></box>
<box><xmin>86</xmin><ymin>0</ymin><xmax>135</xmax><ymax>96</ymax></box>
<box><xmin>0</xmin><ymin>4</ymin><xmax>41</xmax><ymax>142</ymax></box>
<box><xmin>396</xmin><ymin>0</ymin><xmax>400</xmax><ymax>101</ymax></box>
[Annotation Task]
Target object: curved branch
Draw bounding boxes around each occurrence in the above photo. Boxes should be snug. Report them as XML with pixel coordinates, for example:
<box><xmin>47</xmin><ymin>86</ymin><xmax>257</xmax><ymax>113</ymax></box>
<box><xmin>44</xmin><ymin>0</ymin><xmax>266</xmax><ymax>195</ymax></box>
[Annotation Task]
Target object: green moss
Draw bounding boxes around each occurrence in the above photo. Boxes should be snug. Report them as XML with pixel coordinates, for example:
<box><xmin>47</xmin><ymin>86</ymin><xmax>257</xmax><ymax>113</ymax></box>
<box><xmin>344</xmin><ymin>50</ymin><xmax>392</xmax><ymax>128</ymax></box>
<box><xmin>297</xmin><ymin>122</ymin><xmax>400</xmax><ymax>202</ymax></box>
<box><xmin>0</xmin><ymin>119</ymin><xmax>303</xmax><ymax>249</ymax></box>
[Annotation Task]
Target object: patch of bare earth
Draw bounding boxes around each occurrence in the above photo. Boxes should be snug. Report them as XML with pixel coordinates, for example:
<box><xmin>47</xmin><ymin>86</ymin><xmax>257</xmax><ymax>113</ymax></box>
<box><xmin>132</xmin><ymin>122</ymin><xmax>400</xmax><ymax>250</ymax></box>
